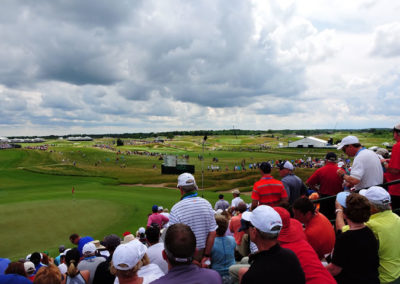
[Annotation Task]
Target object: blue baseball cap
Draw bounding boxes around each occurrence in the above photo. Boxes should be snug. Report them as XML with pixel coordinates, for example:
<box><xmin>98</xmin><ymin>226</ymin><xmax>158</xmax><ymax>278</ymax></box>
<box><xmin>336</xmin><ymin>191</ymin><xmax>350</xmax><ymax>208</ymax></box>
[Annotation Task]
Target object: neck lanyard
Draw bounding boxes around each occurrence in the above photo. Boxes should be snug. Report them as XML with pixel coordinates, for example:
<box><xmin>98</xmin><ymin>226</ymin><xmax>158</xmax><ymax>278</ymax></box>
<box><xmin>181</xmin><ymin>191</ymin><xmax>198</xmax><ymax>200</ymax></box>
<box><xmin>355</xmin><ymin>147</ymin><xmax>365</xmax><ymax>157</ymax></box>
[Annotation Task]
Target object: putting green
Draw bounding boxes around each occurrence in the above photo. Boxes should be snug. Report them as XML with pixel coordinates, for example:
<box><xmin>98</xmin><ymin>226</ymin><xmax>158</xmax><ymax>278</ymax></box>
<box><xmin>0</xmin><ymin>199</ymin><xmax>127</xmax><ymax>260</ymax></box>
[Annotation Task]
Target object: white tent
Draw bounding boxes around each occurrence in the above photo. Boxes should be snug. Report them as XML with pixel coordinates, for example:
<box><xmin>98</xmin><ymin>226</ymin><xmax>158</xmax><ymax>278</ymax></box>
<box><xmin>0</xmin><ymin>136</ymin><xmax>9</xmax><ymax>143</ymax></box>
<box><xmin>288</xmin><ymin>136</ymin><xmax>330</xmax><ymax>148</ymax></box>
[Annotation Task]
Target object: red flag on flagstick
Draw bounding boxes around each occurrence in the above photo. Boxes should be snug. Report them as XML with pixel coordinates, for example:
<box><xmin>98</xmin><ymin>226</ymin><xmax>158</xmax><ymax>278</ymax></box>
<box><xmin>72</xmin><ymin>187</ymin><xmax>75</xmax><ymax>194</ymax></box>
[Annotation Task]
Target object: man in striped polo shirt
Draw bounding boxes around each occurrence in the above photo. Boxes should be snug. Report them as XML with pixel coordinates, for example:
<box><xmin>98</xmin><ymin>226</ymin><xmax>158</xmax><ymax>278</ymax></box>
<box><xmin>251</xmin><ymin>162</ymin><xmax>288</xmax><ymax>210</ymax></box>
<box><xmin>169</xmin><ymin>173</ymin><xmax>218</xmax><ymax>267</ymax></box>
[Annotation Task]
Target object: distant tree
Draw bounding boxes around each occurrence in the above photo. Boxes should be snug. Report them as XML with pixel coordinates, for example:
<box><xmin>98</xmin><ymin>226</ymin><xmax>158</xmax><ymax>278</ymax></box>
<box><xmin>116</xmin><ymin>138</ymin><xmax>124</xmax><ymax>146</ymax></box>
<box><xmin>166</xmin><ymin>133</ymin><xmax>174</xmax><ymax>139</ymax></box>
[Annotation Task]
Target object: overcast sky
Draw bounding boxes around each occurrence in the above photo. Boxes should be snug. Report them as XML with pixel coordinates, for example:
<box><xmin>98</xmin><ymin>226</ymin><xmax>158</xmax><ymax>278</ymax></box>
<box><xmin>1</xmin><ymin>0</ymin><xmax>399</xmax><ymax>136</ymax></box>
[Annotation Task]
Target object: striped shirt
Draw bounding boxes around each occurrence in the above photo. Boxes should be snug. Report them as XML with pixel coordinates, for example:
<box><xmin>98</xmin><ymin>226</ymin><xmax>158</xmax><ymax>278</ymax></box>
<box><xmin>169</xmin><ymin>197</ymin><xmax>218</xmax><ymax>249</ymax></box>
<box><xmin>252</xmin><ymin>175</ymin><xmax>287</xmax><ymax>207</ymax></box>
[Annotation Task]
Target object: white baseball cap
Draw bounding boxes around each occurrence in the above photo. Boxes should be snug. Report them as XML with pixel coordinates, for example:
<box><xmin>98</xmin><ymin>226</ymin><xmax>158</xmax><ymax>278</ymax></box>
<box><xmin>337</xmin><ymin>136</ymin><xmax>360</xmax><ymax>150</ymax></box>
<box><xmin>359</xmin><ymin>186</ymin><xmax>391</xmax><ymax>205</ymax></box>
<box><xmin>241</xmin><ymin>211</ymin><xmax>251</xmax><ymax>221</ymax></box>
<box><xmin>279</xmin><ymin>161</ymin><xmax>294</xmax><ymax>171</ymax></box>
<box><xmin>24</xmin><ymin>261</ymin><xmax>35</xmax><ymax>275</ymax></box>
<box><xmin>177</xmin><ymin>173</ymin><xmax>197</xmax><ymax>188</ymax></box>
<box><xmin>247</xmin><ymin>205</ymin><xmax>282</xmax><ymax>234</ymax></box>
<box><xmin>336</xmin><ymin>191</ymin><xmax>351</xmax><ymax>208</ymax></box>
<box><xmin>138</xmin><ymin>227</ymin><xmax>146</xmax><ymax>234</ymax></box>
<box><xmin>112</xmin><ymin>239</ymin><xmax>147</xmax><ymax>271</ymax></box>
<box><xmin>82</xmin><ymin>242</ymin><xmax>96</xmax><ymax>255</ymax></box>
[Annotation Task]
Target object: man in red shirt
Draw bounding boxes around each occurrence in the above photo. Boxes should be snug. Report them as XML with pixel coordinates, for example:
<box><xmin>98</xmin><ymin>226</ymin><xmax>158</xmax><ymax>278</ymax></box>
<box><xmin>147</xmin><ymin>205</ymin><xmax>169</xmax><ymax>228</ymax></box>
<box><xmin>293</xmin><ymin>197</ymin><xmax>335</xmax><ymax>260</ymax></box>
<box><xmin>384</xmin><ymin>123</ymin><xmax>400</xmax><ymax>210</ymax></box>
<box><xmin>306</xmin><ymin>152</ymin><xmax>343</xmax><ymax>220</ymax></box>
<box><xmin>274</xmin><ymin>207</ymin><xmax>336</xmax><ymax>284</ymax></box>
<box><xmin>251</xmin><ymin>162</ymin><xmax>288</xmax><ymax>210</ymax></box>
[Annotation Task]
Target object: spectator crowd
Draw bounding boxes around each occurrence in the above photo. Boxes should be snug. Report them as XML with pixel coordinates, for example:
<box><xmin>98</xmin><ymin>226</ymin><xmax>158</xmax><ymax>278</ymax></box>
<box><xmin>1</xmin><ymin>124</ymin><xmax>400</xmax><ymax>284</ymax></box>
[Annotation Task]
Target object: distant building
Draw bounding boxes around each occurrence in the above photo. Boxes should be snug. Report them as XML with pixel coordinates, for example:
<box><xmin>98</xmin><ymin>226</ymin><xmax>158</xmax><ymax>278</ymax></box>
<box><xmin>67</xmin><ymin>136</ymin><xmax>93</xmax><ymax>141</ymax></box>
<box><xmin>8</xmin><ymin>138</ymin><xmax>45</xmax><ymax>143</ymax></box>
<box><xmin>0</xmin><ymin>136</ymin><xmax>9</xmax><ymax>143</ymax></box>
<box><xmin>288</xmin><ymin>136</ymin><xmax>335</xmax><ymax>148</ymax></box>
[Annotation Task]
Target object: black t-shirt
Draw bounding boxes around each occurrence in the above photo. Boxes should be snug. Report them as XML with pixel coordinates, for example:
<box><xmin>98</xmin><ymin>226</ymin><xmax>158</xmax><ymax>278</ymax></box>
<box><xmin>92</xmin><ymin>258</ymin><xmax>115</xmax><ymax>284</ymax></box>
<box><xmin>332</xmin><ymin>226</ymin><xmax>379</xmax><ymax>284</ymax></box>
<box><xmin>242</xmin><ymin>243</ymin><xmax>305</xmax><ymax>284</ymax></box>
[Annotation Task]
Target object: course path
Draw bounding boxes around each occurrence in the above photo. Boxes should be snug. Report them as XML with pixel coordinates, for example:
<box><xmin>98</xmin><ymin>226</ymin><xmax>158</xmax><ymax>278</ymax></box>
<box><xmin>120</xmin><ymin>183</ymin><xmax>176</xmax><ymax>189</ymax></box>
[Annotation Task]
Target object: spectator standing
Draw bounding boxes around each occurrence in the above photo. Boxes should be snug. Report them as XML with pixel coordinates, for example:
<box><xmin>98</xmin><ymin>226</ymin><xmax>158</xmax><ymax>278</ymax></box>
<box><xmin>29</xmin><ymin>252</ymin><xmax>45</xmax><ymax>275</ymax></box>
<box><xmin>383</xmin><ymin>123</ymin><xmax>400</xmax><ymax>209</ymax></box>
<box><xmin>230</xmin><ymin>190</ymin><xmax>244</xmax><ymax>211</ymax></box>
<box><xmin>77</xmin><ymin>242</ymin><xmax>105</xmax><ymax>284</ymax></box>
<box><xmin>57</xmin><ymin>252</ymin><xmax>67</xmax><ymax>275</ymax></box>
<box><xmin>214</xmin><ymin>194</ymin><xmax>230</xmax><ymax>211</ymax></box>
<box><xmin>211</xmin><ymin>215</ymin><xmax>236</xmax><ymax>282</ymax></box>
<box><xmin>251</xmin><ymin>162</ymin><xmax>288</xmax><ymax>210</ymax></box>
<box><xmin>292</xmin><ymin>197</ymin><xmax>335</xmax><ymax>259</ymax></box>
<box><xmin>279</xmin><ymin>161</ymin><xmax>307</xmax><ymax>205</ymax></box>
<box><xmin>240</xmin><ymin>205</ymin><xmax>305</xmax><ymax>284</ymax></box>
<box><xmin>147</xmin><ymin>205</ymin><xmax>169</xmax><ymax>229</ymax></box>
<box><xmin>150</xmin><ymin>223</ymin><xmax>222</xmax><ymax>284</ymax></box>
<box><xmin>169</xmin><ymin>173</ymin><xmax>217</xmax><ymax>266</ymax></box>
<box><xmin>64</xmin><ymin>248</ymin><xmax>90</xmax><ymax>284</ymax></box>
<box><xmin>145</xmin><ymin>225</ymin><xmax>168</xmax><ymax>274</ymax></box>
<box><xmin>69</xmin><ymin>234</ymin><xmax>94</xmax><ymax>257</ymax></box>
<box><xmin>328</xmin><ymin>193</ymin><xmax>379</xmax><ymax>284</ymax></box>
<box><xmin>337</xmin><ymin>136</ymin><xmax>383</xmax><ymax>190</ymax></box>
<box><xmin>93</xmin><ymin>234</ymin><xmax>121</xmax><ymax>284</ymax></box>
<box><xmin>111</xmin><ymin>240</ymin><xmax>149</xmax><ymax>284</ymax></box>
<box><xmin>306</xmin><ymin>152</ymin><xmax>343</xmax><ymax>220</ymax></box>
<box><xmin>24</xmin><ymin>261</ymin><xmax>36</xmax><ymax>281</ymax></box>
<box><xmin>54</xmin><ymin>245</ymin><xmax>66</xmax><ymax>266</ymax></box>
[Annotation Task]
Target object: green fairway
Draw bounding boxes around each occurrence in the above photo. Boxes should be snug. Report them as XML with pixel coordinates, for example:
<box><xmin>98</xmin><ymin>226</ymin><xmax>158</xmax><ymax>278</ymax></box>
<box><xmin>0</xmin><ymin>131</ymin><xmax>393</xmax><ymax>260</ymax></box>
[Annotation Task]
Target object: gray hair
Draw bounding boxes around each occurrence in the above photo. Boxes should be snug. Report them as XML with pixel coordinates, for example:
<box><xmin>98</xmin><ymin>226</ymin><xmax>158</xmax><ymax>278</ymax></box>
<box><xmin>257</xmin><ymin>229</ymin><xmax>280</xmax><ymax>240</ymax></box>
<box><xmin>179</xmin><ymin>184</ymin><xmax>198</xmax><ymax>192</ymax></box>
<box><xmin>370</xmin><ymin>202</ymin><xmax>391</xmax><ymax>212</ymax></box>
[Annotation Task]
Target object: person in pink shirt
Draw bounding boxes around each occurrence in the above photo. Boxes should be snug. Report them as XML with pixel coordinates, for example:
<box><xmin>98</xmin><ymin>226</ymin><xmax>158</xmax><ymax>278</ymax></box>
<box><xmin>147</xmin><ymin>205</ymin><xmax>169</xmax><ymax>228</ymax></box>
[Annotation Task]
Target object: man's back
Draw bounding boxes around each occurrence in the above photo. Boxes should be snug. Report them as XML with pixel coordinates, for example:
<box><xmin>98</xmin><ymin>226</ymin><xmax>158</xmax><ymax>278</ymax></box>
<box><xmin>169</xmin><ymin>197</ymin><xmax>217</xmax><ymax>249</ymax></box>
<box><xmin>242</xmin><ymin>244</ymin><xmax>305</xmax><ymax>284</ymax></box>
<box><xmin>306</xmin><ymin>163</ymin><xmax>342</xmax><ymax>196</ymax></box>
<box><xmin>282</xmin><ymin>174</ymin><xmax>306</xmax><ymax>204</ymax></box>
<box><xmin>78</xmin><ymin>256</ymin><xmax>105</xmax><ymax>284</ymax></box>
<box><xmin>252</xmin><ymin>175</ymin><xmax>287</xmax><ymax>207</ymax></box>
<box><xmin>146</xmin><ymin>242</ymin><xmax>168</xmax><ymax>274</ymax></box>
<box><xmin>214</xmin><ymin>199</ymin><xmax>229</xmax><ymax>211</ymax></box>
<box><xmin>150</xmin><ymin>264</ymin><xmax>222</xmax><ymax>284</ymax></box>
<box><xmin>367</xmin><ymin>210</ymin><xmax>400</xmax><ymax>283</ymax></box>
<box><xmin>147</xmin><ymin>213</ymin><xmax>169</xmax><ymax>228</ymax></box>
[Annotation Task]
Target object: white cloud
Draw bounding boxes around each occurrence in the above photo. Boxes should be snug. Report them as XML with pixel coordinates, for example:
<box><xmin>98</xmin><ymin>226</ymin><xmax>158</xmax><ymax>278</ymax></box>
<box><xmin>0</xmin><ymin>0</ymin><xmax>399</xmax><ymax>136</ymax></box>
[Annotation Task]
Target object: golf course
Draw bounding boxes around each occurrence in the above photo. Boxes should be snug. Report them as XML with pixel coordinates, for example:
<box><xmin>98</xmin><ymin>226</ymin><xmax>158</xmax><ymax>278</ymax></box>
<box><xmin>0</xmin><ymin>131</ymin><xmax>393</xmax><ymax>260</ymax></box>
